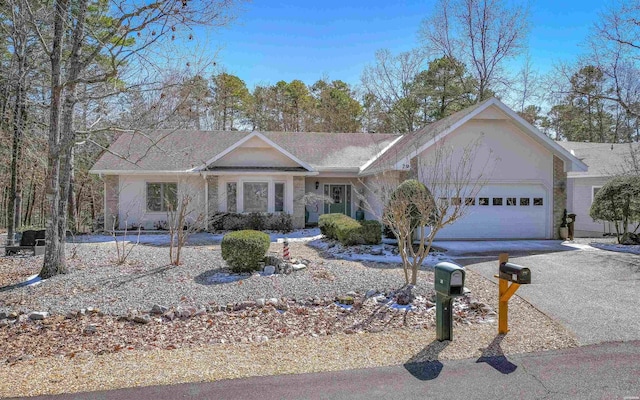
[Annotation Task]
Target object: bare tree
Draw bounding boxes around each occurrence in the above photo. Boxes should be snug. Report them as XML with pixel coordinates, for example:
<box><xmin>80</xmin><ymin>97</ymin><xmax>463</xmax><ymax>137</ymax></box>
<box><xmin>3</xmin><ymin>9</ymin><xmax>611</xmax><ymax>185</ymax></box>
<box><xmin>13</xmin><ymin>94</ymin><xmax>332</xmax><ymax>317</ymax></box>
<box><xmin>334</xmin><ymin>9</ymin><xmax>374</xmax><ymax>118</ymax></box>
<box><xmin>358</xmin><ymin>136</ymin><xmax>494</xmax><ymax>285</ymax></box>
<box><xmin>33</xmin><ymin>0</ymin><xmax>244</xmax><ymax>278</ymax></box>
<box><xmin>166</xmin><ymin>191</ymin><xmax>205</xmax><ymax>266</ymax></box>
<box><xmin>419</xmin><ymin>0</ymin><xmax>530</xmax><ymax>101</ymax></box>
<box><xmin>360</xmin><ymin>49</ymin><xmax>427</xmax><ymax>133</ymax></box>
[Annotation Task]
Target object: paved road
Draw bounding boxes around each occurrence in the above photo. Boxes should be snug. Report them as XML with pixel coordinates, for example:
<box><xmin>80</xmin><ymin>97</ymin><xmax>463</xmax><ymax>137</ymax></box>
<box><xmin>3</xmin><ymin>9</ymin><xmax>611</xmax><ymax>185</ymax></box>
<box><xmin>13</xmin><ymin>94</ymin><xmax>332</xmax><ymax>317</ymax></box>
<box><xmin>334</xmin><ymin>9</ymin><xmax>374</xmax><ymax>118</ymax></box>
<box><xmin>17</xmin><ymin>341</ymin><xmax>640</xmax><ymax>400</ymax></box>
<box><xmin>455</xmin><ymin>246</ymin><xmax>640</xmax><ymax>345</ymax></box>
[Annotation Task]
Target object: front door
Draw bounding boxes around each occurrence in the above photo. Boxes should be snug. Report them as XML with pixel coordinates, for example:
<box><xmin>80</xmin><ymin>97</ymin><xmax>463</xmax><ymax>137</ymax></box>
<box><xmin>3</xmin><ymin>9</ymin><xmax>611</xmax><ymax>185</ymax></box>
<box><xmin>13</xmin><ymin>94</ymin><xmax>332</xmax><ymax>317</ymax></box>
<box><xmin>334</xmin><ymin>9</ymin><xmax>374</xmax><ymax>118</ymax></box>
<box><xmin>325</xmin><ymin>184</ymin><xmax>351</xmax><ymax>216</ymax></box>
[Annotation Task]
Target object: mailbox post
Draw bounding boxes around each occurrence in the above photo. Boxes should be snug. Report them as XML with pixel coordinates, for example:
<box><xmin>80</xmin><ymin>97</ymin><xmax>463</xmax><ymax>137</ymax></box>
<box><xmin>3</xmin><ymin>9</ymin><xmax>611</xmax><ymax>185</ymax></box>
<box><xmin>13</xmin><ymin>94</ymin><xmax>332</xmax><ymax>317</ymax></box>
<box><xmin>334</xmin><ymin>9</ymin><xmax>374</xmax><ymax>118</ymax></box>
<box><xmin>497</xmin><ymin>253</ymin><xmax>532</xmax><ymax>334</ymax></box>
<box><xmin>434</xmin><ymin>262</ymin><xmax>465</xmax><ymax>341</ymax></box>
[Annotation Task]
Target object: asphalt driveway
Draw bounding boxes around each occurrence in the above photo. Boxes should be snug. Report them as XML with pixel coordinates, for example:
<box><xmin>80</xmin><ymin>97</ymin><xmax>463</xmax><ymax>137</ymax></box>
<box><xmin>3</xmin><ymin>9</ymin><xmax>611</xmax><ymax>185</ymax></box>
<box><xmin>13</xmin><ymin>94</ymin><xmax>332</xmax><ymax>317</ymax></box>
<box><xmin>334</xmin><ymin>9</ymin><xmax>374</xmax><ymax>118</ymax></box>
<box><xmin>452</xmin><ymin>245</ymin><xmax>640</xmax><ymax>345</ymax></box>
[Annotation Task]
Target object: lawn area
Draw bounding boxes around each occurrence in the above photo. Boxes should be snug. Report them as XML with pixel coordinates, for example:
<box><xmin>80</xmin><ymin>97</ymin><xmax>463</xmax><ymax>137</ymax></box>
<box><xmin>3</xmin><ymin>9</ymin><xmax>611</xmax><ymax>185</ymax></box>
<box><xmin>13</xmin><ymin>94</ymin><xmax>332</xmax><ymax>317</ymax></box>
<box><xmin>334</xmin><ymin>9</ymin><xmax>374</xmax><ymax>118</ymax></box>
<box><xmin>0</xmin><ymin>235</ymin><xmax>578</xmax><ymax>398</ymax></box>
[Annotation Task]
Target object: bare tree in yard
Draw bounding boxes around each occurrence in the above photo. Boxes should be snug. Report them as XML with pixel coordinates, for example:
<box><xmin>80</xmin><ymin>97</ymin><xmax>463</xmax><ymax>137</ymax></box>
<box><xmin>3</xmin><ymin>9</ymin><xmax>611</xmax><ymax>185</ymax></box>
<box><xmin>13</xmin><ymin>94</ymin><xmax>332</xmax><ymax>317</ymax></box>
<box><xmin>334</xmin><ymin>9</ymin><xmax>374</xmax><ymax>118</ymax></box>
<box><xmin>31</xmin><ymin>0</ymin><xmax>243</xmax><ymax>279</ymax></box>
<box><xmin>419</xmin><ymin>0</ymin><xmax>530</xmax><ymax>101</ymax></box>
<box><xmin>360</xmin><ymin>49</ymin><xmax>427</xmax><ymax>133</ymax></box>
<box><xmin>166</xmin><ymin>188</ymin><xmax>205</xmax><ymax>266</ymax></box>
<box><xmin>587</xmin><ymin>1</ymin><xmax>640</xmax><ymax>120</ymax></box>
<box><xmin>358</xmin><ymin>137</ymin><xmax>494</xmax><ymax>285</ymax></box>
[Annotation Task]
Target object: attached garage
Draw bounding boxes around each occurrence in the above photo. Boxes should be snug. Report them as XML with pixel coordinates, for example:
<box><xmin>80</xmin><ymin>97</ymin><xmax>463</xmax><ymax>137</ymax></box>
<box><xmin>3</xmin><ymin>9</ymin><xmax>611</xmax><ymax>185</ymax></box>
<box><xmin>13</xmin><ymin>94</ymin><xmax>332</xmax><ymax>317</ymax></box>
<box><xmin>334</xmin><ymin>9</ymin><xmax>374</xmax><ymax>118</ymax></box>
<box><xmin>436</xmin><ymin>184</ymin><xmax>550</xmax><ymax>239</ymax></box>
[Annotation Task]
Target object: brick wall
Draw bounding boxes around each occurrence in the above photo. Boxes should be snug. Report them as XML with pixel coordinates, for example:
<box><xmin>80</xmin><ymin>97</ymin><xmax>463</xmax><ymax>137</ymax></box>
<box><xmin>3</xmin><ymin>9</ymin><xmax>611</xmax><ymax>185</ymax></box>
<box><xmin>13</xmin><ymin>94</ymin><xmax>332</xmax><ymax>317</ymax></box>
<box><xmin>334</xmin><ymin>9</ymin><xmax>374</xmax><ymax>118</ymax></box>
<box><xmin>552</xmin><ymin>156</ymin><xmax>567</xmax><ymax>239</ymax></box>
<box><xmin>104</xmin><ymin>175</ymin><xmax>119</xmax><ymax>230</ymax></box>
<box><xmin>293</xmin><ymin>176</ymin><xmax>305</xmax><ymax>228</ymax></box>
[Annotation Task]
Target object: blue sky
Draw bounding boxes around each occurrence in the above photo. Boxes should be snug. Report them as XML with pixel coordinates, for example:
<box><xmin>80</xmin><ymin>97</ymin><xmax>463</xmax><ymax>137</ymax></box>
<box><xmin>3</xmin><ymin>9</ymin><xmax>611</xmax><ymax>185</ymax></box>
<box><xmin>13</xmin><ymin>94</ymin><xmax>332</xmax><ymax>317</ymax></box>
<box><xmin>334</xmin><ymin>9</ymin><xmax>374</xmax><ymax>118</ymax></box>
<box><xmin>199</xmin><ymin>0</ymin><xmax>606</xmax><ymax>89</ymax></box>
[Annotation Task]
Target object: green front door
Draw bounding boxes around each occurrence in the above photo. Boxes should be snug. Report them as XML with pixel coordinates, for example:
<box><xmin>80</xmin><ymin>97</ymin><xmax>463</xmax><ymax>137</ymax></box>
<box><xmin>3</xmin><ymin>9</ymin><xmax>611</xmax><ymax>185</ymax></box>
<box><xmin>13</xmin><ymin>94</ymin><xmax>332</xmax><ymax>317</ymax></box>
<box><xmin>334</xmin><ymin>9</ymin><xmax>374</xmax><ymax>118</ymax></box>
<box><xmin>324</xmin><ymin>184</ymin><xmax>351</xmax><ymax>216</ymax></box>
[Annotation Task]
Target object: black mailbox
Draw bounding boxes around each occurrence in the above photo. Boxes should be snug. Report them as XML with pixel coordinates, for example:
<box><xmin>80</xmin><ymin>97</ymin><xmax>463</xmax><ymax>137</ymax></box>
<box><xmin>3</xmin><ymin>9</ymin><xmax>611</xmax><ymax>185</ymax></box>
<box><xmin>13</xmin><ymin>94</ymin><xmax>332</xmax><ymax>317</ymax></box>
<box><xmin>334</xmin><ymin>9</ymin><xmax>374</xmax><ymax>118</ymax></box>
<box><xmin>499</xmin><ymin>262</ymin><xmax>531</xmax><ymax>284</ymax></box>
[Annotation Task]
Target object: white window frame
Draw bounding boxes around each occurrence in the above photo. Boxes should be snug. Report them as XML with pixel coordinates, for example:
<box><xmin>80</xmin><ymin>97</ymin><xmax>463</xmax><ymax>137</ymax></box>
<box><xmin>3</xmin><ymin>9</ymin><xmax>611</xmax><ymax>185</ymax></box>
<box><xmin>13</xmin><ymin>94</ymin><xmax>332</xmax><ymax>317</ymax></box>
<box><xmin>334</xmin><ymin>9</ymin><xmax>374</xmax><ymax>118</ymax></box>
<box><xmin>145</xmin><ymin>182</ymin><xmax>177</xmax><ymax>213</ymax></box>
<box><xmin>274</xmin><ymin>181</ymin><xmax>286</xmax><ymax>213</ymax></box>
<box><xmin>592</xmin><ymin>186</ymin><xmax>602</xmax><ymax>203</ymax></box>
<box><xmin>220</xmin><ymin>177</ymin><xmax>291</xmax><ymax>214</ymax></box>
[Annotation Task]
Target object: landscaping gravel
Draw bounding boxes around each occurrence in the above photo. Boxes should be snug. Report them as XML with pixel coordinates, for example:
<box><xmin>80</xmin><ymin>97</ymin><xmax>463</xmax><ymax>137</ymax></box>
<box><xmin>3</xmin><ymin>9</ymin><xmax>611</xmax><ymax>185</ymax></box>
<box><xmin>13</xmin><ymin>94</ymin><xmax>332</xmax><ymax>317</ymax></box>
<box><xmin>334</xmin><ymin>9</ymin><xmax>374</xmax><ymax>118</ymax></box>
<box><xmin>0</xmin><ymin>241</ymin><xmax>432</xmax><ymax>316</ymax></box>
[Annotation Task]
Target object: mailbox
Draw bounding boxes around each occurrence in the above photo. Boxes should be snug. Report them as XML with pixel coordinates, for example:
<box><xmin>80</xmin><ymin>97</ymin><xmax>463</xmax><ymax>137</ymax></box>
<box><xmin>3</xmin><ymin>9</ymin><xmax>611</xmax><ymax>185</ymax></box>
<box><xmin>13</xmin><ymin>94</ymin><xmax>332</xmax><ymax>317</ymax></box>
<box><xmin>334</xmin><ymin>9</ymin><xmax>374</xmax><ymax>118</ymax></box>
<box><xmin>434</xmin><ymin>262</ymin><xmax>465</xmax><ymax>296</ymax></box>
<box><xmin>499</xmin><ymin>262</ymin><xmax>531</xmax><ymax>284</ymax></box>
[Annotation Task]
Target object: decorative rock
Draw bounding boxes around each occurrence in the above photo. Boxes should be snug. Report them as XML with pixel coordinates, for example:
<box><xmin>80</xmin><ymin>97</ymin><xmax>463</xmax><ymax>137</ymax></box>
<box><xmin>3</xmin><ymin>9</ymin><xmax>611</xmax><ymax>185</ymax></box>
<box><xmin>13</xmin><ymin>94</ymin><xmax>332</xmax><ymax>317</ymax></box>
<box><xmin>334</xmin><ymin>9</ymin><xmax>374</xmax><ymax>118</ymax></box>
<box><xmin>346</xmin><ymin>291</ymin><xmax>357</xmax><ymax>297</ymax></box>
<box><xmin>194</xmin><ymin>307</ymin><xmax>207</xmax><ymax>316</ymax></box>
<box><xmin>300</xmin><ymin>259</ymin><xmax>311</xmax><ymax>266</ymax></box>
<box><xmin>395</xmin><ymin>286</ymin><xmax>415</xmax><ymax>306</ymax></box>
<box><xmin>267</xmin><ymin>298</ymin><xmax>279</xmax><ymax>307</ymax></box>
<box><xmin>370</xmin><ymin>248</ymin><xmax>384</xmax><ymax>256</ymax></box>
<box><xmin>337</xmin><ymin>296</ymin><xmax>354</xmax><ymax>305</ymax></box>
<box><xmin>278</xmin><ymin>262</ymin><xmax>292</xmax><ymax>274</ymax></box>
<box><xmin>0</xmin><ymin>320</ymin><xmax>8</xmax><ymax>328</ymax></box>
<box><xmin>263</xmin><ymin>265</ymin><xmax>276</xmax><ymax>276</ymax></box>
<box><xmin>176</xmin><ymin>307</ymin><xmax>192</xmax><ymax>319</ymax></box>
<box><xmin>235</xmin><ymin>301</ymin><xmax>255</xmax><ymax>311</ymax></box>
<box><xmin>86</xmin><ymin>307</ymin><xmax>100</xmax><ymax>314</ymax></box>
<box><xmin>256</xmin><ymin>335</ymin><xmax>269</xmax><ymax>343</ymax></box>
<box><xmin>29</xmin><ymin>312</ymin><xmax>49</xmax><ymax>320</ymax></box>
<box><xmin>163</xmin><ymin>311</ymin><xmax>176</xmax><ymax>321</ymax></box>
<box><xmin>255</xmin><ymin>298</ymin><xmax>266</xmax><ymax>307</ymax></box>
<box><xmin>292</xmin><ymin>263</ymin><xmax>307</xmax><ymax>271</ymax></box>
<box><xmin>365</xmin><ymin>289</ymin><xmax>378</xmax><ymax>298</ymax></box>
<box><xmin>0</xmin><ymin>312</ymin><xmax>7</xmax><ymax>320</ymax></box>
<box><xmin>150</xmin><ymin>304</ymin><xmax>168</xmax><ymax>315</ymax></box>
<box><xmin>133</xmin><ymin>314</ymin><xmax>151</xmax><ymax>324</ymax></box>
<box><xmin>83</xmin><ymin>324</ymin><xmax>97</xmax><ymax>334</ymax></box>
<box><xmin>463</xmin><ymin>287</ymin><xmax>472</xmax><ymax>295</ymax></box>
<box><xmin>9</xmin><ymin>311</ymin><xmax>18</xmax><ymax>319</ymax></box>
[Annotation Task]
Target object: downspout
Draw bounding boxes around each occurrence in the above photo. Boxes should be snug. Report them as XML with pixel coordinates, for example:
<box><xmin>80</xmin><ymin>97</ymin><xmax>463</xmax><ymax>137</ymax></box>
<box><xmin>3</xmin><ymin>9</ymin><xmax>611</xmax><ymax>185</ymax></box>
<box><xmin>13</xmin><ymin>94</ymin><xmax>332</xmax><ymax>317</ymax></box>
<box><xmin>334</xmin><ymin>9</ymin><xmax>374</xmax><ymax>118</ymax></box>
<box><xmin>202</xmin><ymin>172</ymin><xmax>208</xmax><ymax>230</ymax></box>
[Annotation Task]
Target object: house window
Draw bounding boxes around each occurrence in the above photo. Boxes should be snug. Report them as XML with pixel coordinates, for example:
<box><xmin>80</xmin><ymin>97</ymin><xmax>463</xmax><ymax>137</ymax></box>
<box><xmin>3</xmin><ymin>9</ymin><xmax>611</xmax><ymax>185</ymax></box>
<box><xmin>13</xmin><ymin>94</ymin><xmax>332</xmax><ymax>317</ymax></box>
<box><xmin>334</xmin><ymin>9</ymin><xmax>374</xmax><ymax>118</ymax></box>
<box><xmin>479</xmin><ymin>197</ymin><xmax>489</xmax><ymax>206</ymax></box>
<box><xmin>451</xmin><ymin>197</ymin><xmax>462</xmax><ymax>206</ymax></box>
<box><xmin>533</xmin><ymin>198</ymin><xmax>544</xmax><ymax>206</ymax></box>
<box><xmin>493</xmin><ymin>197</ymin><xmax>503</xmax><ymax>206</ymax></box>
<box><xmin>520</xmin><ymin>198</ymin><xmax>530</xmax><ymax>206</ymax></box>
<box><xmin>275</xmin><ymin>183</ymin><xmax>285</xmax><ymax>212</ymax></box>
<box><xmin>227</xmin><ymin>182</ymin><xmax>237</xmax><ymax>212</ymax></box>
<box><xmin>592</xmin><ymin>186</ymin><xmax>602</xmax><ymax>202</ymax></box>
<box><xmin>465</xmin><ymin>197</ymin><xmax>476</xmax><ymax>206</ymax></box>
<box><xmin>146</xmin><ymin>182</ymin><xmax>177</xmax><ymax>212</ymax></box>
<box><xmin>243</xmin><ymin>182</ymin><xmax>268</xmax><ymax>213</ymax></box>
<box><xmin>506</xmin><ymin>197</ymin><xmax>517</xmax><ymax>206</ymax></box>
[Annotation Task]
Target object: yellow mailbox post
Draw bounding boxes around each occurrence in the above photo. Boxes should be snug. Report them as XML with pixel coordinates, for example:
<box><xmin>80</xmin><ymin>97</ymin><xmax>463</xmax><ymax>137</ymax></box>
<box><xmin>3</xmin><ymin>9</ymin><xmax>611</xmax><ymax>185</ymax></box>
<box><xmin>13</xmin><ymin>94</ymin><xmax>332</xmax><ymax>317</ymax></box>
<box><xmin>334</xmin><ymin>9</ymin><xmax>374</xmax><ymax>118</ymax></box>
<box><xmin>496</xmin><ymin>253</ymin><xmax>531</xmax><ymax>334</ymax></box>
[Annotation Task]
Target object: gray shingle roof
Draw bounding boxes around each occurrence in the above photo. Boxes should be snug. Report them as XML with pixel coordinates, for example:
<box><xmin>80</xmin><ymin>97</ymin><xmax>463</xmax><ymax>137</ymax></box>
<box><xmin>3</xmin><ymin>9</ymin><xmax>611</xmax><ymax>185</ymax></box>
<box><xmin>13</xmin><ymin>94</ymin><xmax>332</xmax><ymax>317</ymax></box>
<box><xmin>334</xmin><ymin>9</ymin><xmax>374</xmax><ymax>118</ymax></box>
<box><xmin>90</xmin><ymin>130</ymin><xmax>398</xmax><ymax>173</ymax></box>
<box><xmin>557</xmin><ymin>141</ymin><xmax>640</xmax><ymax>177</ymax></box>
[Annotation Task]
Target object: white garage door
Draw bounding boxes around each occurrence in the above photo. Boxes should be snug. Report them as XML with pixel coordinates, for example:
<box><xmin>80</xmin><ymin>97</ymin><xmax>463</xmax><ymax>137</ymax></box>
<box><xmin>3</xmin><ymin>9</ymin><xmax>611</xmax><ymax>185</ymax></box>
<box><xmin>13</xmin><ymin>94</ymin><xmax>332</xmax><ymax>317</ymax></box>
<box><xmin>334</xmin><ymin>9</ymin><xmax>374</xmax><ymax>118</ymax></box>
<box><xmin>435</xmin><ymin>184</ymin><xmax>549</xmax><ymax>239</ymax></box>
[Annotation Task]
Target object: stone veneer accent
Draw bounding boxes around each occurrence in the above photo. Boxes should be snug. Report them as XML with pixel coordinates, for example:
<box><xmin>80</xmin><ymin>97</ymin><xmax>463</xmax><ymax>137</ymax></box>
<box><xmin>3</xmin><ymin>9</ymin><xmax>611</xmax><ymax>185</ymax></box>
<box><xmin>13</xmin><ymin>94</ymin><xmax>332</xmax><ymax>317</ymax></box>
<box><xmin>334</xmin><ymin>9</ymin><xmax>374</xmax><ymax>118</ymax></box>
<box><xmin>206</xmin><ymin>175</ymin><xmax>218</xmax><ymax>218</ymax></box>
<box><xmin>293</xmin><ymin>176</ymin><xmax>305</xmax><ymax>228</ymax></box>
<box><xmin>552</xmin><ymin>155</ymin><xmax>567</xmax><ymax>239</ymax></box>
<box><xmin>104</xmin><ymin>175</ymin><xmax>119</xmax><ymax>231</ymax></box>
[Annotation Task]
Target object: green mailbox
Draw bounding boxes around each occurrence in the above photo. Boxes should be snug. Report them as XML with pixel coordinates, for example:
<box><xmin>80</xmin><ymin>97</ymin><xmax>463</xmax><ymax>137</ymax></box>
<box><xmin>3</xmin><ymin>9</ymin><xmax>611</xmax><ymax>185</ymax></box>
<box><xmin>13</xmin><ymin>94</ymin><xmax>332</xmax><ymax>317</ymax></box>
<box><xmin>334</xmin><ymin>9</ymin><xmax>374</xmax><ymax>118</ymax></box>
<box><xmin>434</xmin><ymin>262</ymin><xmax>465</xmax><ymax>296</ymax></box>
<box><xmin>434</xmin><ymin>262</ymin><xmax>466</xmax><ymax>342</ymax></box>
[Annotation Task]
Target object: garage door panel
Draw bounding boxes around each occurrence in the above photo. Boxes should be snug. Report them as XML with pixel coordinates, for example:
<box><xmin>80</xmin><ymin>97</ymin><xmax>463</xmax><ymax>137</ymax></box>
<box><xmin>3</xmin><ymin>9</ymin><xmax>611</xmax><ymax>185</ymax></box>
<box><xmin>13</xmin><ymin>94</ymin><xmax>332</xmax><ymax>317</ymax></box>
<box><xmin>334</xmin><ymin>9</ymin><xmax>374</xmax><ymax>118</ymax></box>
<box><xmin>435</xmin><ymin>184</ymin><xmax>548</xmax><ymax>239</ymax></box>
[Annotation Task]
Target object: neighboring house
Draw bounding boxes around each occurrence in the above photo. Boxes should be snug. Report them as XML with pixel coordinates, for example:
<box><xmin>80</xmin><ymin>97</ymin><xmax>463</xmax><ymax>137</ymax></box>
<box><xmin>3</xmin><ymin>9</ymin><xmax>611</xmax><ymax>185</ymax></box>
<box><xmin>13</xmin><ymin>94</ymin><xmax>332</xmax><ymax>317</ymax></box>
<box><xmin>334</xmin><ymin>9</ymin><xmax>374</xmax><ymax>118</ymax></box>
<box><xmin>90</xmin><ymin>98</ymin><xmax>587</xmax><ymax>239</ymax></box>
<box><xmin>557</xmin><ymin>141</ymin><xmax>640</xmax><ymax>237</ymax></box>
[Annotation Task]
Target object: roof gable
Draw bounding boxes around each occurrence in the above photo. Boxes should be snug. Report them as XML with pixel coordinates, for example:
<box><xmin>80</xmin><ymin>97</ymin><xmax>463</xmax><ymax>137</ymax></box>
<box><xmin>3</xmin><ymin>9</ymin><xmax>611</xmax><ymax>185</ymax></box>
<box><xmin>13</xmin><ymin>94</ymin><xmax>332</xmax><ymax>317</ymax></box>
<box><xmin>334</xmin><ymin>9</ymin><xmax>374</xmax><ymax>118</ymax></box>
<box><xmin>199</xmin><ymin>131</ymin><xmax>314</xmax><ymax>172</ymax></box>
<box><xmin>360</xmin><ymin>98</ymin><xmax>588</xmax><ymax>175</ymax></box>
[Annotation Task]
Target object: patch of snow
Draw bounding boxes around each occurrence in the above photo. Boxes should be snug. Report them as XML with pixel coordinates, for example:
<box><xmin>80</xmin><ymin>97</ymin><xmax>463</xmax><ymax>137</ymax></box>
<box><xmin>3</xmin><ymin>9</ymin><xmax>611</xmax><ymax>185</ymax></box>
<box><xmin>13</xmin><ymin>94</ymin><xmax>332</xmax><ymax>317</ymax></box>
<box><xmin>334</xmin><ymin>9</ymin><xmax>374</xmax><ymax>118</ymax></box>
<box><xmin>561</xmin><ymin>242</ymin><xmax>597</xmax><ymax>251</ymax></box>
<box><xmin>589</xmin><ymin>242</ymin><xmax>640</xmax><ymax>255</ymax></box>
<box><xmin>204</xmin><ymin>272</ymin><xmax>249</xmax><ymax>285</ymax></box>
<box><xmin>307</xmin><ymin>239</ymin><xmax>449</xmax><ymax>266</ymax></box>
<box><xmin>70</xmin><ymin>228</ymin><xmax>323</xmax><ymax>246</ymax></box>
<box><xmin>334</xmin><ymin>302</ymin><xmax>353</xmax><ymax>310</ymax></box>
<box><xmin>388</xmin><ymin>302</ymin><xmax>414</xmax><ymax>311</ymax></box>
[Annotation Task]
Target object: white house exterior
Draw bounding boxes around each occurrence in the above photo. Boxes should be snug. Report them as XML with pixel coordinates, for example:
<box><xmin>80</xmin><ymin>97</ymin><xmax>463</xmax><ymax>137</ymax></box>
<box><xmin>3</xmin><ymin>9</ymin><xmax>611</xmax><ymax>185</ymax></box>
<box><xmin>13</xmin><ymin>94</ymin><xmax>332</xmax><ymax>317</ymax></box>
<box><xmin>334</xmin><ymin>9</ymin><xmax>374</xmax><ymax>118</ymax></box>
<box><xmin>558</xmin><ymin>141</ymin><xmax>640</xmax><ymax>237</ymax></box>
<box><xmin>91</xmin><ymin>98</ymin><xmax>587</xmax><ymax>239</ymax></box>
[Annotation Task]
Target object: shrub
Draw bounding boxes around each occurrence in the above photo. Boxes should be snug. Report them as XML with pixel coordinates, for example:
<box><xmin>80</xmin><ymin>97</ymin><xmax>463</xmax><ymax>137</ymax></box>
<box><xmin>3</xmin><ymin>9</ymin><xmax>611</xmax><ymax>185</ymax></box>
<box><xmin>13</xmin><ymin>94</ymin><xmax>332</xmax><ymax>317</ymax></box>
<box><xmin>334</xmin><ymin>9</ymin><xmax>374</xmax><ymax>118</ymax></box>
<box><xmin>247</xmin><ymin>212</ymin><xmax>266</xmax><ymax>231</ymax></box>
<box><xmin>221</xmin><ymin>230</ymin><xmax>270</xmax><ymax>273</ymax></box>
<box><xmin>360</xmin><ymin>220</ymin><xmax>382</xmax><ymax>244</ymax></box>
<box><xmin>335</xmin><ymin>216</ymin><xmax>364</xmax><ymax>245</ymax></box>
<box><xmin>211</xmin><ymin>212</ymin><xmax>293</xmax><ymax>233</ymax></box>
<box><xmin>387</xmin><ymin>179</ymin><xmax>436</xmax><ymax>230</ymax></box>
<box><xmin>319</xmin><ymin>213</ymin><xmax>350</xmax><ymax>239</ymax></box>
<box><xmin>322</xmin><ymin>214</ymin><xmax>383</xmax><ymax>246</ymax></box>
<box><xmin>266</xmin><ymin>213</ymin><xmax>293</xmax><ymax>232</ymax></box>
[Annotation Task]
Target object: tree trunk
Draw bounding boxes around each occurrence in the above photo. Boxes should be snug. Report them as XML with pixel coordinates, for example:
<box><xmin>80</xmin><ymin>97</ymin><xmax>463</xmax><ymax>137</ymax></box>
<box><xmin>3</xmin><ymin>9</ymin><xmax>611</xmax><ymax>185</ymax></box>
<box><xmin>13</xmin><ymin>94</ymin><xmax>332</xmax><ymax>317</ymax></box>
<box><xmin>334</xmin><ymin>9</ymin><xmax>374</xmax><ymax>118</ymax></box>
<box><xmin>41</xmin><ymin>0</ymin><xmax>70</xmax><ymax>279</ymax></box>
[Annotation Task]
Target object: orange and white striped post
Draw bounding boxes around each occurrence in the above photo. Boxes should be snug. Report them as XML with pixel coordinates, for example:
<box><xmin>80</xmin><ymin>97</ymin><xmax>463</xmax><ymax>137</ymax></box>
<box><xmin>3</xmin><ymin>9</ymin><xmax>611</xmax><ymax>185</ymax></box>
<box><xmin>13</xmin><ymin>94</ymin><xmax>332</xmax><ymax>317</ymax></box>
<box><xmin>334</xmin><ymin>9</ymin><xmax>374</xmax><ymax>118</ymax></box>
<box><xmin>283</xmin><ymin>238</ymin><xmax>290</xmax><ymax>260</ymax></box>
